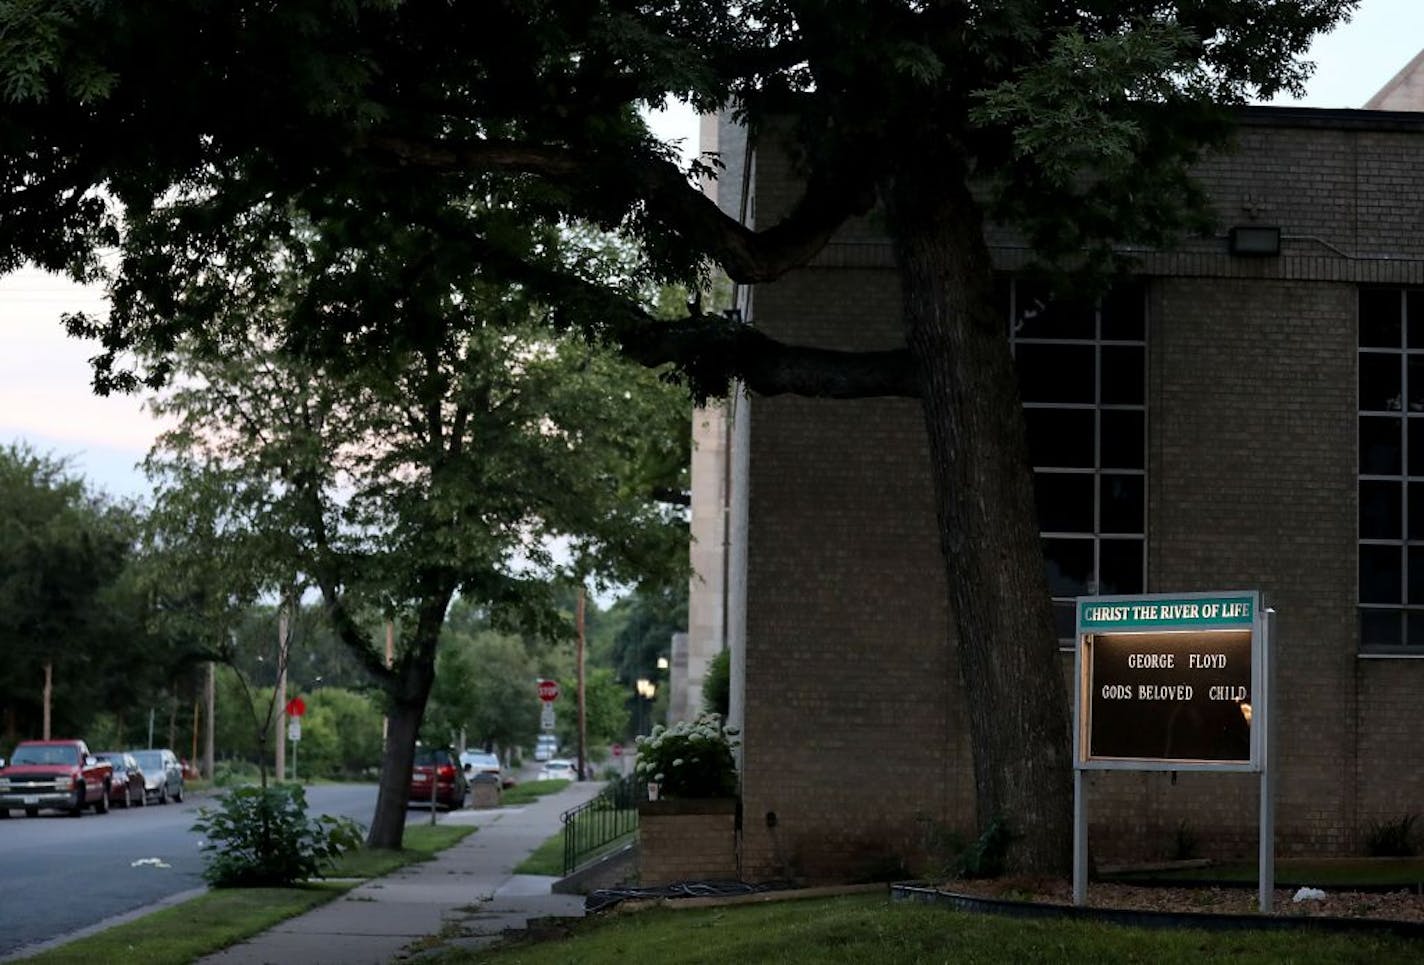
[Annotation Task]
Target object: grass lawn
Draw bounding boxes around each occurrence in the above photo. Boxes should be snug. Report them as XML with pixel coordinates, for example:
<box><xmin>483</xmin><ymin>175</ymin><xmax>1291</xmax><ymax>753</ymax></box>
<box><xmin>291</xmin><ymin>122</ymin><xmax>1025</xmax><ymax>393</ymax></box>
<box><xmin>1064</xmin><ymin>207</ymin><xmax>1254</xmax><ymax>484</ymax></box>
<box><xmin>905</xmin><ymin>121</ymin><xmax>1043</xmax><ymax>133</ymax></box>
<box><xmin>514</xmin><ymin>823</ymin><xmax>634</xmax><ymax>876</ymax></box>
<box><xmin>21</xmin><ymin>885</ymin><xmax>349</xmax><ymax>965</ymax></box>
<box><xmin>436</xmin><ymin>892</ymin><xmax>1423</xmax><ymax>964</ymax></box>
<box><xmin>500</xmin><ymin>779</ymin><xmax>570</xmax><ymax>806</ymax></box>
<box><xmin>21</xmin><ymin>825</ymin><xmax>475</xmax><ymax>964</ymax></box>
<box><xmin>329</xmin><ymin>824</ymin><xmax>476</xmax><ymax>877</ymax></box>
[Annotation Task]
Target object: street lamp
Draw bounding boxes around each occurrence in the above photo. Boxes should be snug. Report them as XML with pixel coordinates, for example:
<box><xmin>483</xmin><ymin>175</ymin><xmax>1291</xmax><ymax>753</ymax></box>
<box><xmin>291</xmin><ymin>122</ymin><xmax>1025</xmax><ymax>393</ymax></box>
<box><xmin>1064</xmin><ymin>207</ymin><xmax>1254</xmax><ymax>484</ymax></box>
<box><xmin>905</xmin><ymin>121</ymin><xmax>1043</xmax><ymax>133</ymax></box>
<box><xmin>636</xmin><ymin>678</ymin><xmax>657</xmax><ymax>735</ymax></box>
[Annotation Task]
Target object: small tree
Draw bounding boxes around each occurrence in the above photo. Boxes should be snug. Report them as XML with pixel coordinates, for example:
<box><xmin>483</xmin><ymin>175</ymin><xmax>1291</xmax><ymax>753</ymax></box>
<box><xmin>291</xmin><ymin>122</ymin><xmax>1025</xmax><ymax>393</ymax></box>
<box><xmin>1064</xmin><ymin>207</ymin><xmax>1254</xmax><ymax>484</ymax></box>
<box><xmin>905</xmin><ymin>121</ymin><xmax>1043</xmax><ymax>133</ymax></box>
<box><xmin>192</xmin><ymin>784</ymin><xmax>363</xmax><ymax>887</ymax></box>
<box><xmin>701</xmin><ymin>649</ymin><xmax>730</xmax><ymax>719</ymax></box>
<box><xmin>144</xmin><ymin>267</ymin><xmax>688</xmax><ymax>849</ymax></box>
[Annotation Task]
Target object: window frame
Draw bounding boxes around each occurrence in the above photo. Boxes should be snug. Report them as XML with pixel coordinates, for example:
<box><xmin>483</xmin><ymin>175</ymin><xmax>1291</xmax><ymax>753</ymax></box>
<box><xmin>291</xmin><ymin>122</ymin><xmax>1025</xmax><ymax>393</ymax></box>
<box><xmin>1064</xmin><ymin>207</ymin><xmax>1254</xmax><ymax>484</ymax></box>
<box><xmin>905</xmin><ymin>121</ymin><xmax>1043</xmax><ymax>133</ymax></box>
<box><xmin>1006</xmin><ymin>279</ymin><xmax>1149</xmax><ymax>648</ymax></box>
<box><xmin>1357</xmin><ymin>287</ymin><xmax>1424</xmax><ymax>654</ymax></box>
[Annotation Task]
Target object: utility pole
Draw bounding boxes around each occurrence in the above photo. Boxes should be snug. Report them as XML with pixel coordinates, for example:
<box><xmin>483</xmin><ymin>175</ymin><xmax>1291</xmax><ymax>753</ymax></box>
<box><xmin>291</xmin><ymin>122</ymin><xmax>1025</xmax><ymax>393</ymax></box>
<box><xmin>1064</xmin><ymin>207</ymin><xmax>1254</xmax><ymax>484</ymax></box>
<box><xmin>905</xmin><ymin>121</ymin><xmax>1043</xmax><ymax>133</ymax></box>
<box><xmin>577</xmin><ymin>588</ymin><xmax>587</xmax><ymax>781</ymax></box>
<box><xmin>275</xmin><ymin>597</ymin><xmax>290</xmax><ymax>782</ymax></box>
<box><xmin>204</xmin><ymin>659</ymin><xmax>216</xmax><ymax>780</ymax></box>
<box><xmin>42</xmin><ymin>661</ymin><xmax>52</xmax><ymax>740</ymax></box>
<box><xmin>383</xmin><ymin>618</ymin><xmax>394</xmax><ymax>748</ymax></box>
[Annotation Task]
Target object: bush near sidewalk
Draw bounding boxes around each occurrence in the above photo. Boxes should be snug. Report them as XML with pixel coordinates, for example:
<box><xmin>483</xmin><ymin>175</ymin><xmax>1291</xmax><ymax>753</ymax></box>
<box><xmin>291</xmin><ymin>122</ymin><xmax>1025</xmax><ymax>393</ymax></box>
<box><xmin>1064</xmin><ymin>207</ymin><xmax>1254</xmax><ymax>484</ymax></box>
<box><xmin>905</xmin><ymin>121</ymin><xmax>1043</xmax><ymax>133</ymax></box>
<box><xmin>192</xmin><ymin>784</ymin><xmax>364</xmax><ymax>887</ymax></box>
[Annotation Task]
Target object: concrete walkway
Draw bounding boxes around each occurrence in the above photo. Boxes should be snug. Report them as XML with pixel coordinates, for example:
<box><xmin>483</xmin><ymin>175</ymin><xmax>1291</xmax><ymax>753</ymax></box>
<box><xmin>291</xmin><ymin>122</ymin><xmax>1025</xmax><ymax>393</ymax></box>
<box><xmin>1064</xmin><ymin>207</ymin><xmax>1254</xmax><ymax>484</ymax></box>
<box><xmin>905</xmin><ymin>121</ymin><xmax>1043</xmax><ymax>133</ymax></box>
<box><xmin>196</xmin><ymin>780</ymin><xmax>606</xmax><ymax>965</ymax></box>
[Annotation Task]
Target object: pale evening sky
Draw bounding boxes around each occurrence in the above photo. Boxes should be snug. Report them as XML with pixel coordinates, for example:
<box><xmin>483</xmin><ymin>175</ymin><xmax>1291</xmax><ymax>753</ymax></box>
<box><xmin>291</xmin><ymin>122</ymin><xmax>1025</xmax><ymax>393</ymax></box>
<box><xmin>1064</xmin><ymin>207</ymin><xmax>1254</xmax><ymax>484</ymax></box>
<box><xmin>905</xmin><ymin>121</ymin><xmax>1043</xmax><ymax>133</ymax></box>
<box><xmin>1</xmin><ymin>0</ymin><xmax>1419</xmax><ymax>501</ymax></box>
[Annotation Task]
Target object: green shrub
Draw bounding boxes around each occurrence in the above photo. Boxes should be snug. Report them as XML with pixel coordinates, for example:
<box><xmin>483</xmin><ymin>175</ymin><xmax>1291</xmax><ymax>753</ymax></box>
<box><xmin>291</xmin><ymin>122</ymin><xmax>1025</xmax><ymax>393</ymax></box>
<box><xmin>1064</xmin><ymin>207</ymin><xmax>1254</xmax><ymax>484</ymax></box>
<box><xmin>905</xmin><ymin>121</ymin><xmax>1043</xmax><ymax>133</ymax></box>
<box><xmin>702</xmin><ymin>648</ymin><xmax>730</xmax><ymax>717</ymax></box>
<box><xmin>634</xmin><ymin>713</ymin><xmax>738</xmax><ymax>799</ymax></box>
<box><xmin>192</xmin><ymin>784</ymin><xmax>364</xmax><ymax>887</ymax></box>
<box><xmin>956</xmin><ymin>816</ymin><xmax>1012</xmax><ymax>879</ymax></box>
<box><xmin>1365</xmin><ymin>814</ymin><xmax>1418</xmax><ymax>857</ymax></box>
<box><xmin>213</xmin><ymin>759</ymin><xmax>262</xmax><ymax>787</ymax></box>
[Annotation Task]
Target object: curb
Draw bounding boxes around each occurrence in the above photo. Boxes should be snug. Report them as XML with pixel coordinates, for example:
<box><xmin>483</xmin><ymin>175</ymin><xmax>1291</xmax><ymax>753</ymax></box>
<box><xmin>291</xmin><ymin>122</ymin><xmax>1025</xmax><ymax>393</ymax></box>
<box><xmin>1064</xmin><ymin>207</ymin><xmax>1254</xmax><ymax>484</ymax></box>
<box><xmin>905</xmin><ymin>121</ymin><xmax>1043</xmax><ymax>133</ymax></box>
<box><xmin>890</xmin><ymin>883</ymin><xmax>1424</xmax><ymax>940</ymax></box>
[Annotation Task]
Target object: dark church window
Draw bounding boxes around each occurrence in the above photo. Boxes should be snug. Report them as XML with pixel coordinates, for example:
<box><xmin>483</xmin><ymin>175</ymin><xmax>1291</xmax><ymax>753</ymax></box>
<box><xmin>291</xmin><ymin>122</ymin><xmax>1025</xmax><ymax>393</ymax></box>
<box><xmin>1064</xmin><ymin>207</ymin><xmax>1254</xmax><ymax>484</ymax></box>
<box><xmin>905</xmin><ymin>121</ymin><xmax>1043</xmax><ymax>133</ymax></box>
<box><xmin>1358</xmin><ymin>287</ymin><xmax>1424</xmax><ymax>651</ymax></box>
<box><xmin>1008</xmin><ymin>278</ymin><xmax>1148</xmax><ymax>645</ymax></box>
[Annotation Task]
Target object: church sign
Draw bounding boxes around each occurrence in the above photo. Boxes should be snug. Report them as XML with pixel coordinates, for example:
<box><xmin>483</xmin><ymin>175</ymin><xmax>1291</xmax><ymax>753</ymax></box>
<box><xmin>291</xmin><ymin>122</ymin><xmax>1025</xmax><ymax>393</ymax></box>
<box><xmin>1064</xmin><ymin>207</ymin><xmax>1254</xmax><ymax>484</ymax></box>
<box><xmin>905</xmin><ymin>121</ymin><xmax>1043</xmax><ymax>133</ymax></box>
<box><xmin>1075</xmin><ymin>592</ymin><xmax>1262</xmax><ymax>772</ymax></box>
<box><xmin>1071</xmin><ymin>590</ymin><xmax>1275</xmax><ymax>912</ymax></box>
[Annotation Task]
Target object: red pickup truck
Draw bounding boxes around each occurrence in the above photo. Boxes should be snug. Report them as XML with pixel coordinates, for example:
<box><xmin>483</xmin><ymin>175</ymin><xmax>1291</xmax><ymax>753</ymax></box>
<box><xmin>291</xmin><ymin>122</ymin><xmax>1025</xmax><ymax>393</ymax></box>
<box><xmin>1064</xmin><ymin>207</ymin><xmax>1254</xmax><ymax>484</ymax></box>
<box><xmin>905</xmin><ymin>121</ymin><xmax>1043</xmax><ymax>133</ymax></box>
<box><xmin>0</xmin><ymin>739</ymin><xmax>114</xmax><ymax>817</ymax></box>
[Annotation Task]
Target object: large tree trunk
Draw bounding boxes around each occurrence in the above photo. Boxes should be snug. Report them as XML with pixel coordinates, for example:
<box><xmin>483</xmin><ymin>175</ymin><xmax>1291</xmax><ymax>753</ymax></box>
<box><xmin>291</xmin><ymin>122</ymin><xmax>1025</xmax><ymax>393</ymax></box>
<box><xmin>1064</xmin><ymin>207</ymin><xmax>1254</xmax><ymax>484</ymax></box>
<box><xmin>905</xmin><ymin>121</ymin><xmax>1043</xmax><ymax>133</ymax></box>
<box><xmin>885</xmin><ymin>163</ymin><xmax>1072</xmax><ymax>874</ymax></box>
<box><xmin>362</xmin><ymin>592</ymin><xmax>451</xmax><ymax>850</ymax></box>
<box><xmin>368</xmin><ymin>695</ymin><xmax>424</xmax><ymax>849</ymax></box>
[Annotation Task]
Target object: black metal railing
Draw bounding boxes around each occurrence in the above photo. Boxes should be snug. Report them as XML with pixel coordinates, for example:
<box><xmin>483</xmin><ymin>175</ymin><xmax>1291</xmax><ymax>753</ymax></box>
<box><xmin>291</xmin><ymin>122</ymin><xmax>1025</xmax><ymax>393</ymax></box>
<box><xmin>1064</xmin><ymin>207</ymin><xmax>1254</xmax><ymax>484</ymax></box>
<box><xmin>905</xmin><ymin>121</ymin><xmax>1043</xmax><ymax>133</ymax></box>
<box><xmin>562</xmin><ymin>773</ymin><xmax>644</xmax><ymax>875</ymax></box>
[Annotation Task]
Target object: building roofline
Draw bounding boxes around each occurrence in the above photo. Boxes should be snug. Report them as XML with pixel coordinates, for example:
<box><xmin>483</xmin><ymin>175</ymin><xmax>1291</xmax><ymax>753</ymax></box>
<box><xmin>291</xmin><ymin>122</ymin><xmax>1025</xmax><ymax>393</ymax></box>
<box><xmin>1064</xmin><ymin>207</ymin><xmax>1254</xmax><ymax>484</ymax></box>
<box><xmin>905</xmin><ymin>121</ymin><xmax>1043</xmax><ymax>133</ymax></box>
<box><xmin>1236</xmin><ymin>103</ymin><xmax>1424</xmax><ymax>132</ymax></box>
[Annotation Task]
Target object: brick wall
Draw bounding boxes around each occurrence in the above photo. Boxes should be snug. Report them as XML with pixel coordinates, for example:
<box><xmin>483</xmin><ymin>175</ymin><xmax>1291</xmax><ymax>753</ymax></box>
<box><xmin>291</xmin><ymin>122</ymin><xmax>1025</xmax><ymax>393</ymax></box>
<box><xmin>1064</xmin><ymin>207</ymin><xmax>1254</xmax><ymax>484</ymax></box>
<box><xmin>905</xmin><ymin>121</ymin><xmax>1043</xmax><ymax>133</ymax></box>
<box><xmin>638</xmin><ymin>799</ymin><xmax>738</xmax><ymax>885</ymax></box>
<box><xmin>730</xmin><ymin>110</ymin><xmax>1424</xmax><ymax>880</ymax></box>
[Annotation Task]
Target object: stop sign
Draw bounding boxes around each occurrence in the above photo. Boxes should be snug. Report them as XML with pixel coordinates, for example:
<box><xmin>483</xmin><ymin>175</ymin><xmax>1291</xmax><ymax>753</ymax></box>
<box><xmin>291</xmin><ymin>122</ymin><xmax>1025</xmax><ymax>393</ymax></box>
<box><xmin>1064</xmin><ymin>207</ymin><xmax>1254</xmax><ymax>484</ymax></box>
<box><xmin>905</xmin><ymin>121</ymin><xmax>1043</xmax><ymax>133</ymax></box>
<box><xmin>611</xmin><ymin>742</ymin><xmax>623</xmax><ymax>758</ymax></box>
<box><xmin>285</xmin><ymin>696</ymin><xmax>306</xmax><ymax>718</ymax></box>
<box><xmin>537</xmin><ymin>679</ymin><xmax>560</xmax><ymax>703</ymax></box>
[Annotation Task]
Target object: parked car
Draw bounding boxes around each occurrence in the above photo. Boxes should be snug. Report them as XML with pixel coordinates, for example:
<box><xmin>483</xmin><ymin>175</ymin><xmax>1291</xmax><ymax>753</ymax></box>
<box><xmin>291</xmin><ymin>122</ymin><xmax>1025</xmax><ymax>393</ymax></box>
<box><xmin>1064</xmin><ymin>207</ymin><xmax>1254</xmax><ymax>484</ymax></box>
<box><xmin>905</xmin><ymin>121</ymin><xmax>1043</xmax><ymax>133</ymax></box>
<box><xmin>459</xmin><ymin>750</ymin><xmax>509</xmax><ymax>787</ymax></box>
<box><xmin>129</xmin><ymin>748</ymin><xmax>184</xmax><ymax>804</ymax></box>
<box><xmin>408</xmin><ymin>747</ymin><xmax>467</xmax><ymax>810</ymax></box>
<box><xmin>537</xmin><ymin>758</ymin><xmax>576</xmax><ymax>781</ymax></box>
<box><xmin>94</xmin><ymin>751</ymin><xmax>146</xmax><ymax>808</ymax></box>
<box><xmin>0</xmin><ymin>739</ymin><xmax>113</xmax><ymax>816</ymax></box>
<box><xmin>533</xmin><ymin>735</ymin><xmax>557</xmax><ymax>762</ymax></box>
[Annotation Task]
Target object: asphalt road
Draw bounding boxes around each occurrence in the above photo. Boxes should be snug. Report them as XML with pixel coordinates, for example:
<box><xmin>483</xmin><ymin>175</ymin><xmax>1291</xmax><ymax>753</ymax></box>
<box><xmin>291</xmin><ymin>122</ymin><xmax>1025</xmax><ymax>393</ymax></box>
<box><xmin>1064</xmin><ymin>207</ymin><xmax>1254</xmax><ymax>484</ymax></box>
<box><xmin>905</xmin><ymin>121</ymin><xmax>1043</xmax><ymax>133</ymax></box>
<box><xmin>0</xmin><ymin>783</ymin><xmax>383</xmax><ymax>959</ymax></box>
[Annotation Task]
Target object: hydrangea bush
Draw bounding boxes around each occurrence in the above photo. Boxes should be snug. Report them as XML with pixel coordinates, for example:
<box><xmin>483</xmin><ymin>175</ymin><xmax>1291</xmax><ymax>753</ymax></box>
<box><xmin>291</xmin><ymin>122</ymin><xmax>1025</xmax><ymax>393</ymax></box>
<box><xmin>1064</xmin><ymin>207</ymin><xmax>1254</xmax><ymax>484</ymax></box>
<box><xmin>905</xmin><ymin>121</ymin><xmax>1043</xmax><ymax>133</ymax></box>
<box><xmin>634</xmin><ymin>712</ymin><xmax>740</xmax><ymax>799</ymax></box>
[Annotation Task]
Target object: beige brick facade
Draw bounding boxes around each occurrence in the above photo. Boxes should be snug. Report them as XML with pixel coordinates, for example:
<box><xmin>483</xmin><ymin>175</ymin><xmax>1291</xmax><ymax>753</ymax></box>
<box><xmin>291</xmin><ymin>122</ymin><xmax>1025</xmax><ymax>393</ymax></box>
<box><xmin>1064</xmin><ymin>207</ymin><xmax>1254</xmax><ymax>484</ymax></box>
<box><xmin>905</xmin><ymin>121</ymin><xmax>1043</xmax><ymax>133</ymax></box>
<box><xmin>702</xmin><ymin>108</ymin><xmax>1424</xmax><ymax>882</ymax></box>
<box><xmin>638</xmin><ymin>798</ymin><xmax>739</xmax><ymax>885</ymax></box>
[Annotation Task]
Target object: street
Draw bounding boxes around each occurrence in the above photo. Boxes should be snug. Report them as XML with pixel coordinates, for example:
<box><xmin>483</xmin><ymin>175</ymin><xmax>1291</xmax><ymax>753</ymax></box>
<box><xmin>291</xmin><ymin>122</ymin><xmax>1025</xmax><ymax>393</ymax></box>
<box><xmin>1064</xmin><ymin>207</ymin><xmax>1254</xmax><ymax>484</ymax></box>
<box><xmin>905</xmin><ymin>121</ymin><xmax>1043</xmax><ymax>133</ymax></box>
<box><xmin>0</xmin><ymin>783</ymin><xmax>382</xmax><ymax>958</ymax></box>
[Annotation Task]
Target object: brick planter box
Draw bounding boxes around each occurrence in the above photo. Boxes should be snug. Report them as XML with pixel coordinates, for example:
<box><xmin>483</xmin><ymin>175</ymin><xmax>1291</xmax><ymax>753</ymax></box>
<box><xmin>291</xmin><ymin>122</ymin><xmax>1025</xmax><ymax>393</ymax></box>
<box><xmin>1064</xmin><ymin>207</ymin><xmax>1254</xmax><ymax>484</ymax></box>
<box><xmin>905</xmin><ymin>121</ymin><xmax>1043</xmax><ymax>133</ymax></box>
<box><xmin>638</xmin><ymin>797</ymin><xmax>739</xmax><ymax>885</ymax></box>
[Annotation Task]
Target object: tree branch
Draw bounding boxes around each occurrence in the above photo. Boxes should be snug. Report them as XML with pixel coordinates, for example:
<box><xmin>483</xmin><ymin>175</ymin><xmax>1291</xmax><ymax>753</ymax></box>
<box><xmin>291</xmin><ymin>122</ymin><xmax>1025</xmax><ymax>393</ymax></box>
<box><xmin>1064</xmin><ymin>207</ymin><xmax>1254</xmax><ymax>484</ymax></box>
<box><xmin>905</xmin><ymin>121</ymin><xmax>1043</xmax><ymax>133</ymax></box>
<box><xmin>363</xmin><ymin>134</ymin><xmax>876</xmax><ymax>283</ymax></box>
<box><xmin>427</xmin><ymin>232</ymin><xmax>919</xmax><ymax>400</ymax></box>
<box><xmin>620</xmin><ymin>315</ymin><xmax>918</xmax><ymax>400</ymax></box>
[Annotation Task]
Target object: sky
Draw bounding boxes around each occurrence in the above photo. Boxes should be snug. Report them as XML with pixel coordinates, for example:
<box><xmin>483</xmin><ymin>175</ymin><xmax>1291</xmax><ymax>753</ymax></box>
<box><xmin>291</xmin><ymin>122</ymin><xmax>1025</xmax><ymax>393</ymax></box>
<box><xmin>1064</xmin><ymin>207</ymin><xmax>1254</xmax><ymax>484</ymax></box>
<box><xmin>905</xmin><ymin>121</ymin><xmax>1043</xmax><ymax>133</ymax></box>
<box><xmin>2</xmin><ymin>0</ymin><xmax>1420</xmax><ymax>502</ymax></box>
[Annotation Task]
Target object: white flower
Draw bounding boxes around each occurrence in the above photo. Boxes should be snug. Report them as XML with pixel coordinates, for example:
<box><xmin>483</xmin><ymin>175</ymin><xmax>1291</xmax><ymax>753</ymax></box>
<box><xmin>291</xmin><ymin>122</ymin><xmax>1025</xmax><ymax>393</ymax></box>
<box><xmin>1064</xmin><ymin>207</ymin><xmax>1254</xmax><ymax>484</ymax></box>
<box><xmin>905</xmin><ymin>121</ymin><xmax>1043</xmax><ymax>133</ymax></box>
<box><xmin>655</xmin><ymin>772</ymin><xmax>665</xmax><ymax>781</ymax></box>
<box><xmin>673</xmin><ymin>758</ymin><xmax>684</xmax><ymax>767</ymax></box>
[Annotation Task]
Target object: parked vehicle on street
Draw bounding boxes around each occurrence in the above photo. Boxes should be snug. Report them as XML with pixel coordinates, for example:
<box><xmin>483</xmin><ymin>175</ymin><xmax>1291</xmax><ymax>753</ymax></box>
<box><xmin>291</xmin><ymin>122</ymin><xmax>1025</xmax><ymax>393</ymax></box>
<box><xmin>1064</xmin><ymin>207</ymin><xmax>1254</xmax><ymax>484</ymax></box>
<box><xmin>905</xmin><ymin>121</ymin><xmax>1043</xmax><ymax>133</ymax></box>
<box><xmin>128</xmin><ymin>748</ymin><xmax>184</xmax><ymax>804</ymax></box>
<box><xmin>534</xmin><ymin>734</ymin><xmax>557</xmax><ymax>762</ymax></box>
<box><xmin>0</xmin><ymin>739</ymin><xmax>113</xmax><ymax>817</ymax></box>
<box><xmin>408</xmin><ymin>747</ymin><xmax>467</xmax><ymax>810</ymax></box>
<box><xmin>537</xmin><ymin>758</ymin><xmax>576</xmax><ymax>781</ymax></box>
<box><xmin>460</xmin><ymin>750</ymin><xmax>510</xmax><ymax>787</ymax></box>
<box><xmin>94</xmin><ymin>751</ymin><xmax>146</xmax><ymax>808</ymax></box>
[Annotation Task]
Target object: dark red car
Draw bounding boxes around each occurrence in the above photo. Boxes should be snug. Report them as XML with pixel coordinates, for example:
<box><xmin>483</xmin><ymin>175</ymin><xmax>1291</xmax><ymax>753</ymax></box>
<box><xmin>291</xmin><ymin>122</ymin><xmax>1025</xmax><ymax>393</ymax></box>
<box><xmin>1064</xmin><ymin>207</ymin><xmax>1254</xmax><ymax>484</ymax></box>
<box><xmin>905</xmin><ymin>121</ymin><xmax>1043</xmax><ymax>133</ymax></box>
<box><xmin>407</xmin><ymin>747</ymin><xmax>466</xmax><ymax>810</ymax></box>
<box><xmin>94</xmin><ymin>751</ymin><xmax>146</xmax><ymax>808</ymax></box>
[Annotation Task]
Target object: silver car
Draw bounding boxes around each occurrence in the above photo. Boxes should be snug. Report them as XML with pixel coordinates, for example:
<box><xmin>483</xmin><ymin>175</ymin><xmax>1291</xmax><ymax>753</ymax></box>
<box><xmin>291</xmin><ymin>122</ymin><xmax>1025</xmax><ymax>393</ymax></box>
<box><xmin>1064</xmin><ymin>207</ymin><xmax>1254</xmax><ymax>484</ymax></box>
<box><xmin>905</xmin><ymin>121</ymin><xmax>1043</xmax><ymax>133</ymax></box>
<box><xmin>128</xmin><ymin>748</ymin><xmax>184</xmax><ymax>804</ymax></box>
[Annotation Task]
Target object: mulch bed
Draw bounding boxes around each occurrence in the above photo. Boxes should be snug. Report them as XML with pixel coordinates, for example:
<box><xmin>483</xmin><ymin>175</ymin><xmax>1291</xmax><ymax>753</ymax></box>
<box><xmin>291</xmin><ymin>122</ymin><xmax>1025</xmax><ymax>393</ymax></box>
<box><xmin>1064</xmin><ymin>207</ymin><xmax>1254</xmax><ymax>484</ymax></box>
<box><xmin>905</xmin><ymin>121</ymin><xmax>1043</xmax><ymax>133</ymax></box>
<box><xmin>939</xmin><ymin>876</ymin><xmax>1424</xmax><ymax>923</ymax></box>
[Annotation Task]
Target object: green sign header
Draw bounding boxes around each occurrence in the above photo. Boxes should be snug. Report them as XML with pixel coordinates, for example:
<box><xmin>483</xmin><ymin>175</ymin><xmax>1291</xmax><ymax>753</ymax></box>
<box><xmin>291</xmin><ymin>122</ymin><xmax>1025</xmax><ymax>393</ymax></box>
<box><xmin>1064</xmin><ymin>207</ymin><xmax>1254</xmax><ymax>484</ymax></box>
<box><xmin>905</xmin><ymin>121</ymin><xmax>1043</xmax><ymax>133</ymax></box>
<box><xmin>1079</xmin><ymin>595</ymin><xmax>1255</xmax><ymax>631</ymax></box>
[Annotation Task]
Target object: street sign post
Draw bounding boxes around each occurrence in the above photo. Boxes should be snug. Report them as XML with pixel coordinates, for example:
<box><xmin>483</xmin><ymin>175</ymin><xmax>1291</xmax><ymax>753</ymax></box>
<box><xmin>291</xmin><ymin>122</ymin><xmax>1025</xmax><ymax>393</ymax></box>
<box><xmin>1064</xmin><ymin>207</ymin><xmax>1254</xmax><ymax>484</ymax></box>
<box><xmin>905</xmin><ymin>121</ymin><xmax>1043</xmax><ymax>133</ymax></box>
<box><xmin>285</xmin><ymin>697</ymin><xmax>306</xmax><ymax>783</ymax></box>
<box><xmin>540</xmin><ymin>703</ymin><xmax>556</xmax><ymax>732</ymax></box>
<box><xmin>537</xmin><ymin>679</ymin><xmax>560</xmax><ymax>703</ymax></box>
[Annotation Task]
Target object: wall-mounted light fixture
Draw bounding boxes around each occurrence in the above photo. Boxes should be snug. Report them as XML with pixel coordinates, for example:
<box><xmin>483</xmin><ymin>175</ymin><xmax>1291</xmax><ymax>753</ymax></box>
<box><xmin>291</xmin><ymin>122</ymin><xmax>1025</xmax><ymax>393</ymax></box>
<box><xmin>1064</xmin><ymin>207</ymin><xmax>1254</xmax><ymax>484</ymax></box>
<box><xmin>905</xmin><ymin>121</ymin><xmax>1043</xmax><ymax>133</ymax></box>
<box><xmin>1228</xmin><ymin>226</ymin><xmax>1281</xmax><ymax>257</ymax></box>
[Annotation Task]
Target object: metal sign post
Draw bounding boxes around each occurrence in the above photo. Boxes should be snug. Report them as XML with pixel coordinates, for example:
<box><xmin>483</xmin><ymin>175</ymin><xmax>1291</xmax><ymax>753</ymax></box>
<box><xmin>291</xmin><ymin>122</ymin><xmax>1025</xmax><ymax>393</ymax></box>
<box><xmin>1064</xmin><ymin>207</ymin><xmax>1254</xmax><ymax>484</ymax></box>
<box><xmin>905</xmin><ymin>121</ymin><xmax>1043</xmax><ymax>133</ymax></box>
<box><xmin>1259</xmin><ymin>607</ymin><xmax>1275</xmax><ymax>913</ymax></box>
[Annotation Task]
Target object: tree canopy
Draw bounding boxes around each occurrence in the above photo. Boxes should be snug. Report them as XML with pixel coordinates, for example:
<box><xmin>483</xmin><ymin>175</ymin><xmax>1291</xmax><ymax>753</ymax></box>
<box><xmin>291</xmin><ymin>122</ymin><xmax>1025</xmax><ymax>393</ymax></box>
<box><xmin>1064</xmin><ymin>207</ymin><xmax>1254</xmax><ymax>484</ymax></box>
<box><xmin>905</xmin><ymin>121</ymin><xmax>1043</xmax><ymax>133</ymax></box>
<box><xmin>0</xmin><ymin>443</ymin><xmax>180</xmax><ymax>748</ymax></box>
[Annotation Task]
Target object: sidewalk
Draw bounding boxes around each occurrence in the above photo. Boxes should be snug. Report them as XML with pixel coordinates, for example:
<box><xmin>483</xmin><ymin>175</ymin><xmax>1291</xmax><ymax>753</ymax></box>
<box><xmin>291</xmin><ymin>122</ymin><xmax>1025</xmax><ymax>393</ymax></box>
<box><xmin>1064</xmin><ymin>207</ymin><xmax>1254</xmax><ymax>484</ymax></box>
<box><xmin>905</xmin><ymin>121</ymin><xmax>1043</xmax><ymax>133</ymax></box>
<box><xmin>196</xmin><ymin>780</ymin><xmax>606</xmax><ymax>965</ymax></box>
